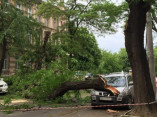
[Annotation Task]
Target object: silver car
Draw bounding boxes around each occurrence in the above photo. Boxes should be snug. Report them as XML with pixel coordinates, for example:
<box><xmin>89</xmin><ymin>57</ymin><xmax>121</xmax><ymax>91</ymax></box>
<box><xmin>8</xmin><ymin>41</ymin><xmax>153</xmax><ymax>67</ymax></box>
<box><xmin>91</xmin><ymin>72</ymin><xmax>134</xmax><ymax>109</ymax></box>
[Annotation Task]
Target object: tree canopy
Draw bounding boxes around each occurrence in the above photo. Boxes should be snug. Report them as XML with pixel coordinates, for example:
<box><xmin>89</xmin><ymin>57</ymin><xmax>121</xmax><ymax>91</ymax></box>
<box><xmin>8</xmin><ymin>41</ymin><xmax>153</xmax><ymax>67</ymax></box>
<box><xmin>0</xmin><ymin>0</ymin><xmax>42</xmax><ymax>74</ymax></box>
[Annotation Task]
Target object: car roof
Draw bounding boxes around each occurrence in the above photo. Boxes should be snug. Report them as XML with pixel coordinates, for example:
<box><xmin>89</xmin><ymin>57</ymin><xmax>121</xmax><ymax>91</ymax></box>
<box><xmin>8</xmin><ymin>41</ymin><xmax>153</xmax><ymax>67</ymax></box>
<box><xmin>104</xmin><ymin>72</ymin><xmax>129</xmax><ymax>77</ymax></box>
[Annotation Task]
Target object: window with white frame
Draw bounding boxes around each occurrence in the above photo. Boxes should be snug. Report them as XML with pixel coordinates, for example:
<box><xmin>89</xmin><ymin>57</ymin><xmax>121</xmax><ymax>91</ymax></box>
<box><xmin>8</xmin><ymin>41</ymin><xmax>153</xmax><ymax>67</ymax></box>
<box><xmin>28</xmin><ymin>8</ymin><xmax>32</xmax><ymax>17</ymax></box>
<box><xmin>3</xmin><ymin>56</ymin><xmax>8</xmax><ymax>70</ymax></box>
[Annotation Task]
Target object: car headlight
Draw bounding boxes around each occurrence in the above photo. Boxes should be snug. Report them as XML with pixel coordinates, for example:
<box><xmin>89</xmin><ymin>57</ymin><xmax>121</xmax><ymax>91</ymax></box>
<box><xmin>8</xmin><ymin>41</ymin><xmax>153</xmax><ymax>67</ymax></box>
<box><xmin>117</xmin><ymin>92</ymin><xmax>125</xmax><ymax>101</ymax></box>
<box><xmin>91</xmin><ymin>90</ymin><xmax>99</xmax><ymax>95</ymax></box>
<box><xmin>4</xmin><ymin>84</ymin><xmax>8</xmax><ymax>87</ymax></box>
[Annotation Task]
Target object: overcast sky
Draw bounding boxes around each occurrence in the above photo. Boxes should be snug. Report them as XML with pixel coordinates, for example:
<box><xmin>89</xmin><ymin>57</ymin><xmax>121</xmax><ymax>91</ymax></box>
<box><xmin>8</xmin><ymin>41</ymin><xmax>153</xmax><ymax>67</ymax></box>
<box><xmin>95</xmin><ymin>0</ymin><xmax>125</xmax><ymax>53</ymax></box>
<box><xmin>96</xmin><ymin>29</ymin><xmax>125</xmax><ymax>53</ymax></box>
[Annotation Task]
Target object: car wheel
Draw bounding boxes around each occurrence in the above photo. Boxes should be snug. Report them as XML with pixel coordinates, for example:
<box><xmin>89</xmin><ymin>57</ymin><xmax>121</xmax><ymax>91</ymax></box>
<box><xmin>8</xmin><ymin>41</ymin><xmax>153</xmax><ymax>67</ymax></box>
<box><xmin>127</xmin><ymin>96</ymin><xmax>134</xmax><ymax>109</ymax></box>
<box><xmin>91</xmin><ymin>104</ymin><xmax>99</xmax><ymax>109</ymax></box>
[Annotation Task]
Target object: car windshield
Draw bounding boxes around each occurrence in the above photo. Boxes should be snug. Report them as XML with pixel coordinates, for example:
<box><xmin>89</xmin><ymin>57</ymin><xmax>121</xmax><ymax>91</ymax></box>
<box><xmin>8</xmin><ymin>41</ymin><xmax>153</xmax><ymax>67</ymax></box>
<box><xmin>105</xmin><ymin>76</ymin><xmax>126</xmax><ymax>87</ymax></box>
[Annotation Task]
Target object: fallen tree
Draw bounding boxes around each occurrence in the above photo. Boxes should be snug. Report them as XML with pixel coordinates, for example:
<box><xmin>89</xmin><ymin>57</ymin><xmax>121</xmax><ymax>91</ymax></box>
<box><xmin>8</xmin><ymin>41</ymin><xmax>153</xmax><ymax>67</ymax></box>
<box><xmin>49</xmin><ymin>76</ymin><xmax>120</xmax><ymax>99</ymax></box>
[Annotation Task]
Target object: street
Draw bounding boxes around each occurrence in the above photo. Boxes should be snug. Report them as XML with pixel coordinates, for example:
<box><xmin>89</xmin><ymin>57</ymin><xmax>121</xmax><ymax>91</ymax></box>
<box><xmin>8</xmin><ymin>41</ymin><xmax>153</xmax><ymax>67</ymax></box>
<box><xmin>0</xmin><ymin>107</ymin><xmax>128</xmax><ymax>117</ymax></box>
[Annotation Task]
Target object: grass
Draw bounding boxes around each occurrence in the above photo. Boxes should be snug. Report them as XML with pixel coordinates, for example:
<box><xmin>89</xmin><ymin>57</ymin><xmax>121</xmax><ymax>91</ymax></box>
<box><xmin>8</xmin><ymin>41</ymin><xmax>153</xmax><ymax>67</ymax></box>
<box><xmin>0</xmin><ymin>104</ymin><xmax>33</xmax><ymax>114</ymax></box>
<box><xmin>0</xmin><ymin>93</ymin><xmax>22</xmax><ymax>100</ymax></box>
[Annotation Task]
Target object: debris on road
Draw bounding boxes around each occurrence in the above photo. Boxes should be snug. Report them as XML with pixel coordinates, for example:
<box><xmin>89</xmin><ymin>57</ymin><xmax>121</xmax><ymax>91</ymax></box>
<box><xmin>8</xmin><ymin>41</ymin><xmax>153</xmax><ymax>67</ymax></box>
<box><xmin>107</xmin><ymin>109</ymin><xmax>119</xmax><ymax>113</ymax></box>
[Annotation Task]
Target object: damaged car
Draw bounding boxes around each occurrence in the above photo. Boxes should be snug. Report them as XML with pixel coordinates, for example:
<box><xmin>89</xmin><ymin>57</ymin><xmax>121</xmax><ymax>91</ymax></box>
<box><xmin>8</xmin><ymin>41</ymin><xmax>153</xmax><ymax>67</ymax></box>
<box><xmin>91</xmin><ymin>72</ymin><xmax>134</xmax><ymax>109</ymax></box>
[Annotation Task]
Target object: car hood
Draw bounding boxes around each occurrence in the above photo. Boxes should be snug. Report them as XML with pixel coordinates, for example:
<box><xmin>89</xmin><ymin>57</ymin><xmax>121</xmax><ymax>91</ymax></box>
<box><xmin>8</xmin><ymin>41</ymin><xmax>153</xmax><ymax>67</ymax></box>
<box><xmin>115</xmin><ymin>87</ymin><xmax>125</xmax><ymax>93</ymax></box>
<box><xmin>0</xmin><ymin>81</ymin><xmax>6</xmax><ymax>85</ymax></box>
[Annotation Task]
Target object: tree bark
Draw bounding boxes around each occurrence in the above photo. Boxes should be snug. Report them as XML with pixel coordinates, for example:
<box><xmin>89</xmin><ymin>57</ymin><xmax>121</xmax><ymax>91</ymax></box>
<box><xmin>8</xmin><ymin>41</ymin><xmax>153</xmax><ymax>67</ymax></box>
<box><xmin>146</xmin><ymin>11</ymin><xmax>156</xmax><ymax>95</ymax></box>
<box><xmin>124</xmin><ymin>0</ymin><xmax>156</xmax><ymax>113</ymax></box>
<box><xmin>0</xmin><ymin>36</ymin><xmax>6</xmax><ymax>75</ymax></box>
<box><xmin>0</xmin><ymin>2</ymin><xmax>6</xmax><ymax>75</ymax></box>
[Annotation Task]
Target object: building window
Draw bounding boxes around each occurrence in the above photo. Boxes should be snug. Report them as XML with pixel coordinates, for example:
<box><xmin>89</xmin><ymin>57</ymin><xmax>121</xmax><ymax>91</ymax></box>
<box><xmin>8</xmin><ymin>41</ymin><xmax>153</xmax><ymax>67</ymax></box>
<box><xmin>28</xmin><ymin>8</ymin><xmax>32</xmax><ymax>17</ymax></box>
<box><xmin>44</xmin><ymin>31</ymin><xmax>50</xmax><ymax>42</ymax></box>
<box><xmin>3</xmin><ymin>56</ymin><xmax>8</xmax><ymax>70</ymax></box>
<box><xmin>45</xmin><ymin>18</ymin><xmax>49</xmax><ymax>27</ymax></box>
<box><xmin>16</xmin><ymin>3</ymin><xmax>22</xmax><ymax>10</ymax></box>
<box><xmin>37</xmin><ymin>16</ymin><xmax>40</xmax><ymax>22</ymax></box>
<box><xmin>53</xmin><ymin>18</ymin><xmax>57</xmax><ymax>29</ymax></box>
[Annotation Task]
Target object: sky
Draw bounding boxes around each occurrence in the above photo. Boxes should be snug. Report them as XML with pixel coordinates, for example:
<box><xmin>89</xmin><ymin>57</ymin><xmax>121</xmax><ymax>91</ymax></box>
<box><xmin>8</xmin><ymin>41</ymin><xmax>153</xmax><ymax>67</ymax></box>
<box><xmin>95</xmin><ymin>27</ymin><xmax>125</xmax><ymax>53</ymax></box>
<box><xmin>95</xmin><ymin>0</ymin><xmax>125</xmax><ymax>53</ymax></box>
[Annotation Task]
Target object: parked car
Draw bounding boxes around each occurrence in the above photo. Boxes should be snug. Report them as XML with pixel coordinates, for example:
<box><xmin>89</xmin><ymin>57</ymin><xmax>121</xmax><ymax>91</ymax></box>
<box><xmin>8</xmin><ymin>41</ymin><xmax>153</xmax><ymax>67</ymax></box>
<box><xmin>91</xmin><ymin>72</ymin><xmax>134</xmax><ymax>109</ymax></box>
<box><xmin>0</xmin><ymin>78</ymin><xmax>8</xmax><ymax>94</ymax></box>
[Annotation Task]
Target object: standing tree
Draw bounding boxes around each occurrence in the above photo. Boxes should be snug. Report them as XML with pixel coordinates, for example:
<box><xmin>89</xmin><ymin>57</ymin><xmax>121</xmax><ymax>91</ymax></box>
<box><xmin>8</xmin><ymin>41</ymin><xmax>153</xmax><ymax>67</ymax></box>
<box><xmin>124</xmin><ymin>0</ymin><xmax>157</xmax><ymax>115</ymax></box>
<box><xmin>37</xmin><ymin>0</ymin><xmax>123</xmax><ymax>70</ymax></box>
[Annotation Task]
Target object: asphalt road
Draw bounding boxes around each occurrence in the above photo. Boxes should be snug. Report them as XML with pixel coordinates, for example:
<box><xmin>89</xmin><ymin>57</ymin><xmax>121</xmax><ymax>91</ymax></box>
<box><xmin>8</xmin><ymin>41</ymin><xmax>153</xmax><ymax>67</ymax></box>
<box><xmin>0</xmin><ymin>107</ymin><xmax>128</xmax><ymax>117</ymax></box>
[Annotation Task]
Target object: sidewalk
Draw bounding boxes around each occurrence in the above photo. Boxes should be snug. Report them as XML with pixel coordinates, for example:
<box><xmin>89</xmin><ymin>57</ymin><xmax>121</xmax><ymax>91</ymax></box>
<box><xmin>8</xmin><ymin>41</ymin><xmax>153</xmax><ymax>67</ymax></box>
<box><xmin>0</xmin><ymin>99</ymin><xmax>33</xmax><ymax>105</ymax></box>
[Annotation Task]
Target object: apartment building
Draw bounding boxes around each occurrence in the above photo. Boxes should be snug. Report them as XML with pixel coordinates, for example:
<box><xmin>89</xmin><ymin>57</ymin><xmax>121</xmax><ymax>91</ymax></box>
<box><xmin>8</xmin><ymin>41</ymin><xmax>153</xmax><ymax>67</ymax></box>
<box><xmin>0</xmin><ymin>0</ymin><xmax>64</xmax><ymax>76</ymax></box>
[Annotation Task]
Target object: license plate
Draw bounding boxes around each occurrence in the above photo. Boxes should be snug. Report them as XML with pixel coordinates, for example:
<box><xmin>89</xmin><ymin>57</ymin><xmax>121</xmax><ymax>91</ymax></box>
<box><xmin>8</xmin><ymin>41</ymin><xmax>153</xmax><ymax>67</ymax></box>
<box><xmin>100</xmin><ymin>97</ymin><xmax>112</xmax><ymax>101</ymax></box>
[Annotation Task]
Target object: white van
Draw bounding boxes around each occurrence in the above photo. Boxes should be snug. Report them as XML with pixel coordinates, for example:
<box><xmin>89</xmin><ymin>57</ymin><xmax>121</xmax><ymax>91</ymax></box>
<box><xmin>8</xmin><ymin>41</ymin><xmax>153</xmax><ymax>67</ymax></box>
<box><xmin>0</xmin><ymin>78</ymin><xmax>8</xmax><ymax>93</ymax></box>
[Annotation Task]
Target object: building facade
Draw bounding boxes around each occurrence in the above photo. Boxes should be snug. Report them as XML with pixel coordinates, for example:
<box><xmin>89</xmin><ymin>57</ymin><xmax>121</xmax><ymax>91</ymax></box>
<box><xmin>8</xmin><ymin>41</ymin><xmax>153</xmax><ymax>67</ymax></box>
<box><xmin>0</xmin><ymin>0</ymin><xmax>64</xmax><ymax>76</ymax></box>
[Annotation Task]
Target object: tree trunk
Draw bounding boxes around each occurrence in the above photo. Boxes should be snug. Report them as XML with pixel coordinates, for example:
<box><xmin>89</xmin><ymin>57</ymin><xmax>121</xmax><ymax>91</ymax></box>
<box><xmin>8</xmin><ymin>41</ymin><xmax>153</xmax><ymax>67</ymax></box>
<box><xmin>124</xmin><ymin>0</ymin><xmax>157</xmax><ymax>113</ymax></box>
<box><xmin>34</xmin><ymin>31</ymin><xmax>50</xmax><ymax>70</ymax></box>
<box><xmin>0</xmin><ymin>36</ymin><xmax>6</xmax><ymax>75</ymax></box>
<box><xmin>48</xmin><ymin>78</ymin><xmax>118</xmax><ymax>99</ymax></box>
<box><xmin>146</xmin><ymin>11</ymin><xmax>156</xmax><ymax>96</ymax></box>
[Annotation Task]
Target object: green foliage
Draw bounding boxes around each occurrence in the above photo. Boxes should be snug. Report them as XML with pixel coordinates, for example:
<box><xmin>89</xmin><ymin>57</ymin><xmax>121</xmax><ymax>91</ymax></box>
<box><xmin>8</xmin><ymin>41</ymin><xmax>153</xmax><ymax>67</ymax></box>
<box><xmin>117</xmin><ymin>48</ymin><xmax>130</xmax><ymax>71</ymax></box>
<box><xmin>3</xmin><ymin>96</ymin><xmax>11</xmax><ymax>106</ymax></box>
<box><xmin>0</xmin><ymin>0</ymin><xmax>41</xmax><ymax>65</ymax></box>
<box><xmin>5</xmin><ymin>63</ymin><xmax>80</xmax><ymax>100</ymax></box>
<box><xmin>96</xmin><ymin>48</ymin><xmax>130</xmax><ymax>74</ymax></box>
<box><xmin>38</xmin><ymin>0</ymin><xmax>124</xmax><ymax>33</ymax></box>
<box><xmin>65</xmin><ymin>28</ymin><xmax>102</xmax><ymax>71</ymax></box>
<box><xmin>97</xmin><ymin>50</ymin><xmax>122</xmax><ymax>74</ymax></box>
